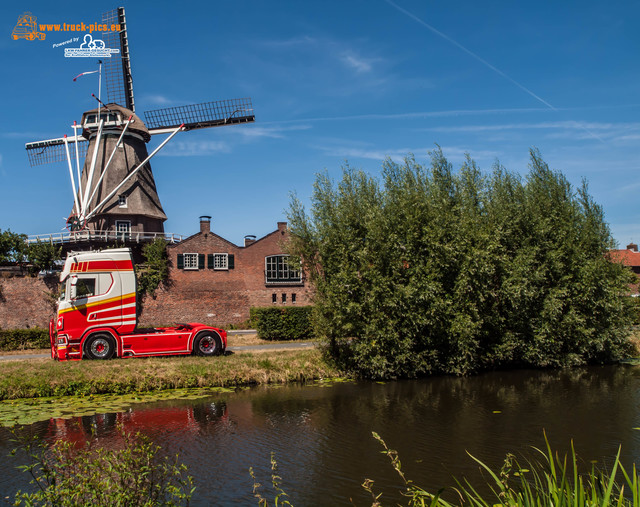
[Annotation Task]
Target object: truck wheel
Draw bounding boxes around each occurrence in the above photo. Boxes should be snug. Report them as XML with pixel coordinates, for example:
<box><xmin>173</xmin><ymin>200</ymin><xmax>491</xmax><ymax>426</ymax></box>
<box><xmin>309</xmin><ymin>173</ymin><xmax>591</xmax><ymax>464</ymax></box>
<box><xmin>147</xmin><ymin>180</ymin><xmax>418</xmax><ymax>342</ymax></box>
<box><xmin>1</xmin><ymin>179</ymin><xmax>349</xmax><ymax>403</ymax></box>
<box><xmin>194</xmin><ymin>332</ymin><xmax>222</xmax><ymax>357</ymax></box>
<box><xmin>85</xmin><ymin>334</ymin><xmax>116</xmax><ymax>360</ymax></box>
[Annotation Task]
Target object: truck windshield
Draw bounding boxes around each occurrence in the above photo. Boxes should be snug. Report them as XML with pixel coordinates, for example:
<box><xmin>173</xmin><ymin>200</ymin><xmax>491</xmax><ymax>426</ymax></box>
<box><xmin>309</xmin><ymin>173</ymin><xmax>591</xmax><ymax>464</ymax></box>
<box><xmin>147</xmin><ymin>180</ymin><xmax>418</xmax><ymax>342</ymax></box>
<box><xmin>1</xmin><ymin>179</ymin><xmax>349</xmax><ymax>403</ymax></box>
<box><xmin>59</xmin><ymin>281</ymin><xmax>66</xmax><ymax>301</ymax></box>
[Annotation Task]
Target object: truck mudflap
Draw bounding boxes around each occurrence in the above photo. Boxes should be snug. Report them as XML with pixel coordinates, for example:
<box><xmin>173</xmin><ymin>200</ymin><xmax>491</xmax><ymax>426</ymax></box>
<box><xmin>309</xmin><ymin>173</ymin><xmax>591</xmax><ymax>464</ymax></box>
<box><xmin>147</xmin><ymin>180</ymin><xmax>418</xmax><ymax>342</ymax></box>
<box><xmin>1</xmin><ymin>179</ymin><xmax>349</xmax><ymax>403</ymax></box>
<box><xmin>49</xmin><ymin>318</ymin><xmax>56</xmax><ymax>360</ymax></box>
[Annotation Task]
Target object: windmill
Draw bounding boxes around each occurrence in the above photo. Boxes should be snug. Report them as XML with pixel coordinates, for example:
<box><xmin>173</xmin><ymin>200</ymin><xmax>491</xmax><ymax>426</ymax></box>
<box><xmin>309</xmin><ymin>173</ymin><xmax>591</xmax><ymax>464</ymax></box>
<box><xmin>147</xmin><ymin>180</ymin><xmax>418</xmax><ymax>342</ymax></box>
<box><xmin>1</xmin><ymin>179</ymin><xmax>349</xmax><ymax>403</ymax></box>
<box><xmin>25</xmin><ymin>7</ymin><xmax>255</xmax><ymax>241</ymax></box>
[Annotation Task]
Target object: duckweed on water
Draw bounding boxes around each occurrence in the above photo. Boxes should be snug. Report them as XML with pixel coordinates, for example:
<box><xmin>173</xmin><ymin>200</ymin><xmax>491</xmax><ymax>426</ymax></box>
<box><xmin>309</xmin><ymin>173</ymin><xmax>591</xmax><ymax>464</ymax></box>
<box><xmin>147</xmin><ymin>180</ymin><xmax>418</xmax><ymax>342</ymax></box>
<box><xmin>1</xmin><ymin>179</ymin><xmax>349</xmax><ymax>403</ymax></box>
<box><xmin>0</xmin><ymin>387</ymin><xmax>237</xmax><ymax>427</ymax></box>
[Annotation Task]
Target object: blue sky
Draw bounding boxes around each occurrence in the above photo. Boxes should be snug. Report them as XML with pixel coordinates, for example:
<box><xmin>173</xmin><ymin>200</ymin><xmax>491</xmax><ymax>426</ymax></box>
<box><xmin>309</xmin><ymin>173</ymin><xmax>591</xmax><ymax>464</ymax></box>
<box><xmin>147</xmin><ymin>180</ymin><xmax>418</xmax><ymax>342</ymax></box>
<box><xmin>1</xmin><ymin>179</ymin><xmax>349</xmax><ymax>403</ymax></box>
<box><xmin>1</xmin><ymin>1</ymin><xmax>639</xmax><ymax>247</ymax></box>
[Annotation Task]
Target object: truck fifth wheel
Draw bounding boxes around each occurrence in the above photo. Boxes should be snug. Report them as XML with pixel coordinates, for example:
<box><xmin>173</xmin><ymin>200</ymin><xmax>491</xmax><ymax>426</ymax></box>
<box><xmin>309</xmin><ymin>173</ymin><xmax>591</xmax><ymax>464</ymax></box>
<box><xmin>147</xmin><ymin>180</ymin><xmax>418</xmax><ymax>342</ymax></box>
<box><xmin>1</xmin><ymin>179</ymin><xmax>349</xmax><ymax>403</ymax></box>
<box><xmin>50</xmin><ymin>247</ymin><xmax>226</xmax><ymax>361</ymax></box>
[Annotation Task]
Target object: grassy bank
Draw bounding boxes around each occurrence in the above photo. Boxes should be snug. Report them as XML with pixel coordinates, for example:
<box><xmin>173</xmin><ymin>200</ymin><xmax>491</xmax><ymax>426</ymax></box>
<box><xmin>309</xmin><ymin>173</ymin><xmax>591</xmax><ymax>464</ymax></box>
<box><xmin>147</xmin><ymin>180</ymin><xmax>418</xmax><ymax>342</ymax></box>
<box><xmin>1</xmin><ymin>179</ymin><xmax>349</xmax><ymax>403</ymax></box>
<box><xmin>0</xmin><ymin>348</ymin><xmax>340</xmax><ymax>400</ymax></box>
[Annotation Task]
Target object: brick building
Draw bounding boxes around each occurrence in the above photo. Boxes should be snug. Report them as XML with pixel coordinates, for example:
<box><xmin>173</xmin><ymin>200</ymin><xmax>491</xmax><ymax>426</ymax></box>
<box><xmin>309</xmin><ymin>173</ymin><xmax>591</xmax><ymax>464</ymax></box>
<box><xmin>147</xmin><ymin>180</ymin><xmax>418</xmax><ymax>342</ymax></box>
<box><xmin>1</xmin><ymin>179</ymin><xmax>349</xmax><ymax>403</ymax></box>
<box><xmin>140</xmin><ymin>217</ymin><xmax>313</xmax><ymax>326</ymax></box>
<box><xmin>609</xmin><ymin>242</ymin><xmax>640</xmax><ymax>295</ymax></box>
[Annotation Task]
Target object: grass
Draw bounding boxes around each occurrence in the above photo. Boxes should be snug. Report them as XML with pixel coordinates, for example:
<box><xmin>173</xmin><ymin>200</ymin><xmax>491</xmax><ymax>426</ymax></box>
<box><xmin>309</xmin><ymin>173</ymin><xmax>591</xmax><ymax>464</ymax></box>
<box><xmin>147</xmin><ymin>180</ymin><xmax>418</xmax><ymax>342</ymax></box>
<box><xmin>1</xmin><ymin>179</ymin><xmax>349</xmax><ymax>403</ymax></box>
<box><xmin>0</xmin><ymin>349</ymin><xmax>340</xmax><ymax>401</ymax></box>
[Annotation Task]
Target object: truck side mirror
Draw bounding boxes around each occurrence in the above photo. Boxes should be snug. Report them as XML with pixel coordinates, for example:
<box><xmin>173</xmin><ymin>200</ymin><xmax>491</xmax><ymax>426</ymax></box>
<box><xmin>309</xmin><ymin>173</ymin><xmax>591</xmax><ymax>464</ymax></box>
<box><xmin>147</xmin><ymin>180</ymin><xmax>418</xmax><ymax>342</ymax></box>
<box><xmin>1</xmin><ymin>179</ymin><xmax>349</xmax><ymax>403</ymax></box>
<box><xmin>70</xmin><ymin>276</ymin><xmax>77</xmax><ymax>300</ymax></box>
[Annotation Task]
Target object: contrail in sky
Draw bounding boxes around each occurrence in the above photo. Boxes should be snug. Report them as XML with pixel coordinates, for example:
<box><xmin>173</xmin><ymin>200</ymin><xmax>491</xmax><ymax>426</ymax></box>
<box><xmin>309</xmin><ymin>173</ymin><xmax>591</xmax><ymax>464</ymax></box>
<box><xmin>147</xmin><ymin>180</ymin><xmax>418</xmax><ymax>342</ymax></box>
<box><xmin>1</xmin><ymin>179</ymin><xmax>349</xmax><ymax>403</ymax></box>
<box><xmin>383</xmin><ymin>0</ymin><xmax>609</xmax><ymax>143</ymax></box>
<box><xmin>383</xmin><ymin>0</ymin><xmax>556</xmax><ymax>111</ymax></box>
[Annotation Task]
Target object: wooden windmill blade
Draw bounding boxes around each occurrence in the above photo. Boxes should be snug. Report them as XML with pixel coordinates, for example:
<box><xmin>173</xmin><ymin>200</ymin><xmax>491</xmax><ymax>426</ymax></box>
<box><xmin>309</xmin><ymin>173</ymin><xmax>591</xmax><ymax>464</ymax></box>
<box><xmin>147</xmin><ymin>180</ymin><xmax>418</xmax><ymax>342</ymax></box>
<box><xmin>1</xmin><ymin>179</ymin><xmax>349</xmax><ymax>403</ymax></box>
<box><xmin>26</xmin><ymin>137</ymin><xmax>89</xmax><ymax>166</ymax></box>
<box><xmin>101</xmin><ymin>7</ymin><xmax>135</xmax><ymax>112</ymax></box>
<box><xmin>144</xmin><ymin>98</ymin><xmax>255</xmax><ymax>134</ymax></box>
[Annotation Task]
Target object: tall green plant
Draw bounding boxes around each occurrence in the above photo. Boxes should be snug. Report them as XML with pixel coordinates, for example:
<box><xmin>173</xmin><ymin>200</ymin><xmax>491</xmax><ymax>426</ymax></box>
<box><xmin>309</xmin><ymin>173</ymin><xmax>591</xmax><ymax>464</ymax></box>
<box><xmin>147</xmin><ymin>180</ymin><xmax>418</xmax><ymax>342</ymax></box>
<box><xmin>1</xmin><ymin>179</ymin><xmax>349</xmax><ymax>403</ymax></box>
<box><xmin>287</xmin><ymin>148</ymin><xmax>634</xmax><ymax>378</ymax></box>
<box><xmin>137</xmin><ymin>238</ymin><xmax>169</xmax><ymax>297</ymax></box>
<box><xmin>13</xmin><ymin>426</ymin><xmax>195</xmax><ymax>506</ymax></box>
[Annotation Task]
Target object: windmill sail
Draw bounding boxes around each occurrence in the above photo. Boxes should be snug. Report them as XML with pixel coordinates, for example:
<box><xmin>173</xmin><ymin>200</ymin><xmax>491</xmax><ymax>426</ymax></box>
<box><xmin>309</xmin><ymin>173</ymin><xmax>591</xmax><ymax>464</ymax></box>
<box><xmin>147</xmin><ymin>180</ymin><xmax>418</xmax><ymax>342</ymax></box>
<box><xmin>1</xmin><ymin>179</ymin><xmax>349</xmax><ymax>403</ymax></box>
<box><xmin>145</xmin><ymin>98</ymin><xmax>255</xmax><ymax>132</ymax></box>
<box><xmin>101</xmin><ymin>8</ymin><xmax>135</xmax><ymax>111</ymax></box>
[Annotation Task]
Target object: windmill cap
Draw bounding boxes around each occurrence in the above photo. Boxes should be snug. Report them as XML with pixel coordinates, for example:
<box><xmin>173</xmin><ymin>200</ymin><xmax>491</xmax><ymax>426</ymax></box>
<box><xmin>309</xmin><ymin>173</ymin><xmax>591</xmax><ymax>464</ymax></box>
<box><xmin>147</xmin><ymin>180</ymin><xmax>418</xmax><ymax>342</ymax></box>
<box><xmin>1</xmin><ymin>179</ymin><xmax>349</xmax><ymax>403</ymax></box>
<box><xmin>81</xmin><ymin>104</ymin><xmax>150</xmax><ymax>142</ymax></box>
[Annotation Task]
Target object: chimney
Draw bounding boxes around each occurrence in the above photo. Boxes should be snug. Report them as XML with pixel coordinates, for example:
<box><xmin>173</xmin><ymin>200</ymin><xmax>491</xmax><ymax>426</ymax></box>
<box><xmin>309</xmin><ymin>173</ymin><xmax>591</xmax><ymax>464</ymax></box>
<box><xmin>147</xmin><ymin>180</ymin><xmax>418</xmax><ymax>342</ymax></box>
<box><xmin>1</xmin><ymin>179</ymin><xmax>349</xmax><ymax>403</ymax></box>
<box><xmin>244</xmin><ymin>235</ymin><xmax>257</xmax><ymax>247</ymax></box>
<box><xmin>628</xmin><ymin>242</ymin><xmax>638</xmax><ymax>252</ymax></box>
<box><xmin>200</xmin><ymin>216</ymin><xmax>211</xmax><ymax>234</ymax></box>
<box><xmin>277</xmin><ymin>221</ymin><xmax>287</xmax><ymax>235</ymax></box>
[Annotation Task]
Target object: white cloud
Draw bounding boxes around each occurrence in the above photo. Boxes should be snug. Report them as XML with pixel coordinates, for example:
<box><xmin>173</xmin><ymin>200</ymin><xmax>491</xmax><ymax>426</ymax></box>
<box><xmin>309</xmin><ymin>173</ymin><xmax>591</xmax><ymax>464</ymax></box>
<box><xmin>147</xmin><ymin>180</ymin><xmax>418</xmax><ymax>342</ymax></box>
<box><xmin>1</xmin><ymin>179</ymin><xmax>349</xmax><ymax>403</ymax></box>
<box><xmin>315</xmin><ymin>142</ymin><xmax>499</xmax><ymax>165</ymax></box>
<box><xmin>259</xmin><ymin>36</ymin><xmax>317</xmax><ymax>48</ymax></box>
<box><xmin>423</xmin><ymin>120</ymin><xmax>640</xmax><ymax>144</ymax></box>
<box><xmin>143</xmin><ymin>94</ymin><xmax>174</xmax><ymax>106</ymax></box>
<box><xmin>322</xmin><ymin>146</ymin><xmax>412</xmax><ymax>162</ymax></box>
<box><xmin>229</xmin><ymin>124</ymin><xmax>312</xmax><ymax>139</ymax></box>
<box><xmin>270</xmin><ymin>107</ymin><xmax>550</xmax><ymax>125</ymax></box>
<box><xmin>340</xmin><ymin>52</ymin><xmax>373</xmax><ymax>73</ymax></box>
<box><xmin>160</xmin><ymin>140</ymin><xmax>230</xmax><ymax>156</ymax></box>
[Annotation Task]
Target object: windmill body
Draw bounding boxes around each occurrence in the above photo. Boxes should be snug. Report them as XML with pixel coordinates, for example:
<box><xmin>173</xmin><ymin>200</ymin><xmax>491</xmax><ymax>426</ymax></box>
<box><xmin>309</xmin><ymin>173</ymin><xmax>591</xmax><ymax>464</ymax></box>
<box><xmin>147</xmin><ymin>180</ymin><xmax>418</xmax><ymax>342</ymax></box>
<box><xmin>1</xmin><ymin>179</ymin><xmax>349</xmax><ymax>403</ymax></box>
<box><xmin>78</xmin><ymin>104</ymin><xmax>166</xmax><ymax>235</ymax></box>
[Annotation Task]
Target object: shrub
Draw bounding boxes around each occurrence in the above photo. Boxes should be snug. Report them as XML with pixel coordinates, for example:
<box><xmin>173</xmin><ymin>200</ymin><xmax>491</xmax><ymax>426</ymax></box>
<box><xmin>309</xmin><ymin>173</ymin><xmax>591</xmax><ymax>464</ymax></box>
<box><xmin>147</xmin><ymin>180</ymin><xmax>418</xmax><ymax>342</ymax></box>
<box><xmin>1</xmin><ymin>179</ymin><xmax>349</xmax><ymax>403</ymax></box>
<box><xmin>12</xmin><ymin>427</ymin><xmax>194</xmax><ymax>506</ymax></box>
<box><xmin>137</xmin><ymin>238</ymin><xmax>169</xmax><ymax>297</ymax></box>
<box><xmin>250</xmin><ymin>307</ymin><xmax>314</xmax><ymax>340</ymax></box>
<box><xmin>0</xmin><ymin>328</ymin><xmax>49</xmax><ymax>351</ymax></box>
<box><xmin>287</xmin><ymin>148</ymin><xmax>635</xmax><ymax>378</ymax></box>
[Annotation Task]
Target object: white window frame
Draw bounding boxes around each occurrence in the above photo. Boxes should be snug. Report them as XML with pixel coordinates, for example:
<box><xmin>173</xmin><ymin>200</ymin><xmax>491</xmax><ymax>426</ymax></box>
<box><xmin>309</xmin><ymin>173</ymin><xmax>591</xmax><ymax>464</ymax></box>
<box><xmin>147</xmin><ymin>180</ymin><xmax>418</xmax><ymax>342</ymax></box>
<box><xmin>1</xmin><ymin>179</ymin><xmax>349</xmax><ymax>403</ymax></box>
<box><xmin>183</xmin><ymin>253</ymin><xmax>199</xmax><ymax>270</ymax></box>
<box><xmin>115</xmin><ymin>220</ymin><xmax>131</xmax><ymax>233</ymax></box>
<box><xmin>213</xmin><ymin>253</ymin><xmax>228</xmax><ymax>270</ymax></box>
<box><xmin>118</xmin><ymin>195</ymin><xmax>127</xmax><ymax>208</ymax></box>
<box><xmin>265</xmin><ymin>255</ymin><xmax>302</xmax><ymax>284</ymax></box>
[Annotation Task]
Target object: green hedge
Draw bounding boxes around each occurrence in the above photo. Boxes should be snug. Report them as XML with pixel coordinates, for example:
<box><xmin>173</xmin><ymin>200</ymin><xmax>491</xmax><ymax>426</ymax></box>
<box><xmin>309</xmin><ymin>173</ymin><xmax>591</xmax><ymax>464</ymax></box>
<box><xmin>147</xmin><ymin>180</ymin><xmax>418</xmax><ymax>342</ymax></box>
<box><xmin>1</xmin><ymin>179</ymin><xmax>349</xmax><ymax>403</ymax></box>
<box><xmin>0</xmin><ymin>328</ymin><xmax>50</xmax><ymax>351</ymax></box>
<box><xmin>250</xmin><ymin>306</ymin><xmax>314</xmax><ymax>340</ymax></box>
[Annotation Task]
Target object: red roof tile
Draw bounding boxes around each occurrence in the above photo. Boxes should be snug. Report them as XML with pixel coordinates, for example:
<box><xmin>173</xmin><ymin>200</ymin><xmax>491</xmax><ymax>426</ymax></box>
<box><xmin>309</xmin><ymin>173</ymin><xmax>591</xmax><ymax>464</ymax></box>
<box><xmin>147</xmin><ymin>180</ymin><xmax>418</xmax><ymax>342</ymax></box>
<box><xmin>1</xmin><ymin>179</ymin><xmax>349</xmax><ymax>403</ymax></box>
<box><xmin>609</xmin><ymin>249</ymin><xmax>640</xmax><ymax>267</ymax></box>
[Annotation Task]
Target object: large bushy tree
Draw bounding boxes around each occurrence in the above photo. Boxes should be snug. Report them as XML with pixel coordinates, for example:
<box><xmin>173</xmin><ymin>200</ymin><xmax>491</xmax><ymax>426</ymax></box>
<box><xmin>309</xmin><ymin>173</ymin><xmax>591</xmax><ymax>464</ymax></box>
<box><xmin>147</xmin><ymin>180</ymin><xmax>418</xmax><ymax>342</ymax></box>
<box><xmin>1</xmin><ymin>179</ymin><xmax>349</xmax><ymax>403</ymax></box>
<box><xmin>0</xmin><ymin>230</ymin><xmax>62</xmax><ymax>274</ymax></box>
<box><xmin>0</xmin><ymin>230</ymin><xmax>27</xmax><ymax>265</ymax></box>
<box><xmin>287</xmin><ymin>149</ymin><xmax>634</xmax><ymax>378</ymax></box>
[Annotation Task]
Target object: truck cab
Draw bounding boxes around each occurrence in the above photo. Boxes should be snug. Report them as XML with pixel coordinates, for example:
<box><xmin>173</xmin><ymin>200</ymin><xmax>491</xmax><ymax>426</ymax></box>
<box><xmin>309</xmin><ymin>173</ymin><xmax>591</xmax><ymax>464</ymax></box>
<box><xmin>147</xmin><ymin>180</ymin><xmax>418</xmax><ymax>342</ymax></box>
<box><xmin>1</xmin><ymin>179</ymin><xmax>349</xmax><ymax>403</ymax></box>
<box><xmin>51</xmin><ymin>248</ymin><xmax>226</xmax><ymax>361</ymax></box>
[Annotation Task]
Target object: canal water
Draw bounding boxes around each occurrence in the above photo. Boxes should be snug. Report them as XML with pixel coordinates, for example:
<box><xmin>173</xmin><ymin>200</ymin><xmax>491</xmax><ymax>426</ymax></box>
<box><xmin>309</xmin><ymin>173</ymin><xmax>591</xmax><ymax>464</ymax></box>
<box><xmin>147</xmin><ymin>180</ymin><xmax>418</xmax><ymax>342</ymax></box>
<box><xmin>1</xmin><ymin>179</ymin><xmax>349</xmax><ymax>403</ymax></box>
<box><xmin>1</xmin><ymin>365</ymin><xmax>640</xmax><ymax>505</ymax></box>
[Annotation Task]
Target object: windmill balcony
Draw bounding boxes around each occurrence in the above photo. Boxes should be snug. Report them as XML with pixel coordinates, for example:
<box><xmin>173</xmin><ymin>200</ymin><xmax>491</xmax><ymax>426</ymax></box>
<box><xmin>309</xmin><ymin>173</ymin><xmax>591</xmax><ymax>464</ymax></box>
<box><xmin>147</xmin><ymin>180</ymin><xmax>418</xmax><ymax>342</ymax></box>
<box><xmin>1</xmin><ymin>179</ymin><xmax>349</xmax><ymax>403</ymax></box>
<box><xmin>26</xmin><ymin>230</ymin><xmax>183</xmax><ymax>246</ymax></box>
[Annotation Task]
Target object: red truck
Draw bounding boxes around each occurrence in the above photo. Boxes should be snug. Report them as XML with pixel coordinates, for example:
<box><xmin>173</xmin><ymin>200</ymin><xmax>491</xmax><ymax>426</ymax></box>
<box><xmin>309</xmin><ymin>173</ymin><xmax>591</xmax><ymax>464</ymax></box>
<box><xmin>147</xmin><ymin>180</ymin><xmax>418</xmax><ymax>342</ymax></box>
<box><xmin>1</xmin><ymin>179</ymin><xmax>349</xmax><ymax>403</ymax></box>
<box><xmin>49</xmin><ymin>248</ymin><xmax>226</xmax><ymax>361</ymax></box>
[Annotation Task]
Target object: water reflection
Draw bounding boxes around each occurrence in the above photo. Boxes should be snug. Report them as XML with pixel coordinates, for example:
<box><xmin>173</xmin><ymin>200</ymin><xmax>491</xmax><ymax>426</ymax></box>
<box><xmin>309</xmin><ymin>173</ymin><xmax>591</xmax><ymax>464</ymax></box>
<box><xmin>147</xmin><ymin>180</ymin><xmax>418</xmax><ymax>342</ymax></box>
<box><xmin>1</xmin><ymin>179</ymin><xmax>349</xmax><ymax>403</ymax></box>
<box><xmin>1</xmin><ymin>365</ymin><xmax>640</xmax><ymax>505</ymax></box>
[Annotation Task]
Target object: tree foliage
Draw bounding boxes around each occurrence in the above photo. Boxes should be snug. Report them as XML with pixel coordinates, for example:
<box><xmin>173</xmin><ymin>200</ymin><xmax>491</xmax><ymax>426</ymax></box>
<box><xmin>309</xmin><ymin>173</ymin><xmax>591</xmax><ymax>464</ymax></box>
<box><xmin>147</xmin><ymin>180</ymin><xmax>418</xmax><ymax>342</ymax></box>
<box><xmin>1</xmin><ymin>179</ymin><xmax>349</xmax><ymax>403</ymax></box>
<box><xmin>0</xmin><ymin>230</ymin><xmax>61</xmax><ymax>275</ymax></box>
<box><xmin>287</xmin><ymin>148</ymin><xmax>634</xmax><ymax>378</ymax></box>
<box><xmin>25</xmin><ymin>240</ymin><xmax>62</xmax><ymax>274</ymax></box>
<box><xmin>0</xmin><ymin>229</ymin><xmax>27</xmax><ymax>265</ymax></box>
<box><xmin>137</xmin><ymin>238</ymin><xmax>169</xmax><ymax>297</ymax></box>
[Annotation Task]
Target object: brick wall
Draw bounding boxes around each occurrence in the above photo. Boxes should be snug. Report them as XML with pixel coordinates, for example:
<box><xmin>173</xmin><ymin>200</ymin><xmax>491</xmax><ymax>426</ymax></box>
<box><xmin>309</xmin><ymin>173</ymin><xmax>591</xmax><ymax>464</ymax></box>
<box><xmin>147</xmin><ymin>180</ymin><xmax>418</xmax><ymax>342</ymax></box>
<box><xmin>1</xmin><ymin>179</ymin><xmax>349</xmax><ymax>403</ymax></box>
<box><xmin>139</xmin><ymin>219</ymin><xmax>313</xmax><ymax>327</ymax></box>
<box><xmin>0</xmin><ymin>274</ymin><xmax>56</xmax><ymax>329</ymax></box>
<box><xmin>0</xmin><ymin>219</ymin><xmax>314</xmax><ymax>330</ymax></box>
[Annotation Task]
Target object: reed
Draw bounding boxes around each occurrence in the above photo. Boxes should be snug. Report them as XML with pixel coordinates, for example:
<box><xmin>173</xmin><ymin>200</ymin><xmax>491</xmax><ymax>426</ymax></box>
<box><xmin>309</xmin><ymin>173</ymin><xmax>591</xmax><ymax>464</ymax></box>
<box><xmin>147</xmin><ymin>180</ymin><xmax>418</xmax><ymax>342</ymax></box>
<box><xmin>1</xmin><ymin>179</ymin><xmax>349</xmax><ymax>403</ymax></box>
<box><xmin>253</xmin><ymin>432</ymin><xmax>640</xmax><ymax>506</ymax></box>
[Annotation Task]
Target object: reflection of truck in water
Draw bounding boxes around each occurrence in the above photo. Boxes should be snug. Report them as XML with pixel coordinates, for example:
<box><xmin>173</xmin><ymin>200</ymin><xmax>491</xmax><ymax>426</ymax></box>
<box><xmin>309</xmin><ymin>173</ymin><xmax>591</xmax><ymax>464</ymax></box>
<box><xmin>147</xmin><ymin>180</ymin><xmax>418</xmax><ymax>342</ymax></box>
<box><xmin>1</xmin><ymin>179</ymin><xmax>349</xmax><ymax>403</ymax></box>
<box><xmin>50</xmin><ymin>248</ymin><xmax>227</xmax><ymax>361</ymax></box>
<box><xmin>11</xmin><ymin>12</ymin><xmax>46</xmax><ymax>41</ymax></box>
<box><xmin>47</xmin><ymin>400</ymin><xmax>229</xmax><ymax>447</ymax></box>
